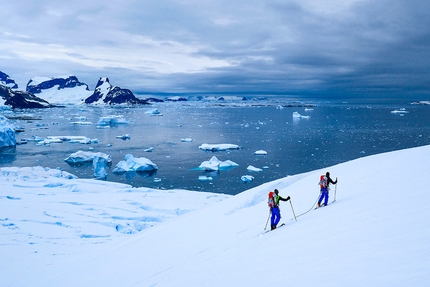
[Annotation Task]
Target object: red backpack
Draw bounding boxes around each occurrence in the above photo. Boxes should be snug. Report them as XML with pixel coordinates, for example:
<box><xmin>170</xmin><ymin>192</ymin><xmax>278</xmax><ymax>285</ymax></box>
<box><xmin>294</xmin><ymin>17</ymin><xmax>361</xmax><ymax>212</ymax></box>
<box><xmin>268</xmin><ymin>191</ymin><xmax>275</xmax><ymax>207</ymax></box>
<box><xmin>319</xmin><ymin>175</ymin><xmax>327</xmax><ymax>189</ymax></box>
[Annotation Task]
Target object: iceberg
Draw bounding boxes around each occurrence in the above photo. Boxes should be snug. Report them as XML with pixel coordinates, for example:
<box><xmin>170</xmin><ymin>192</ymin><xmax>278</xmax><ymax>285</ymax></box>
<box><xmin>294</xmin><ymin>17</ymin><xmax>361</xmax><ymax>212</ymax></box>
<box><xmin>254</xmin><ymin>150</ymin><xmax>267</xmax><ymax>155</ymax></box>
<box><xmin>199</xmin><ymin>143</ymin><xmax>240</xmax><ymax>151</ymax></box>
<box><xmin>198</xmin><ymin>156</ymin><xmax>239</xmax><ymax>171</ymax></box>
<box><xmin>97</xmin><ymin>115</ymin><xmax>129</xmax><ymax>127</ymax></box>
<box><xmin>113</xmin><ymin>154</ymin><xmax>158</xmax><ymax>173</ymax></box>
<box><xmin>65</xmin><ymin>150</ymin><xmax>112</xmax><ymax>164</ymax></box>
<box><xmin>93</xmin><ymin>156</ymin><xmax>108</xmax><ymax>180</ymax></box>
<box><xmin>0</xmin><ymin>115</ymin><xmax>16</xmax><ymax>148</ymax></box>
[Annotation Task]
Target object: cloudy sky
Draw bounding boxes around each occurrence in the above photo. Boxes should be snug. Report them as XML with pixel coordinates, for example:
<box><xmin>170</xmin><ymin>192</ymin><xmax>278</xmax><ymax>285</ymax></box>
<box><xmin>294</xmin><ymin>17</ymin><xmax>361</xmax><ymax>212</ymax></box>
<box><xmin>1</xmin><ymin>0</ymin><xmax>429</xmax><ymax>97</ymax></box>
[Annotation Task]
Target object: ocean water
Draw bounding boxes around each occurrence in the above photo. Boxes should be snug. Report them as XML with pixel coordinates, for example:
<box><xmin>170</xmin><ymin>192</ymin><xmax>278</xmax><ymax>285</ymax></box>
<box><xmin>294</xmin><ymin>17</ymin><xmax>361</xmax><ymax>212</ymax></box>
<box><xmin>1</xmin><ymin>97</ymin><xmax>429</xmax><ymax>195</ymax></box>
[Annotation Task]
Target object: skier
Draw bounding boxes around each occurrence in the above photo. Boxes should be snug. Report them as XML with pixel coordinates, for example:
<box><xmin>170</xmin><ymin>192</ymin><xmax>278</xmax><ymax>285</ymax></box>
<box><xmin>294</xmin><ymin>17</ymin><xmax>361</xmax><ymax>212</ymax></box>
<box><xmin>268</xmin><ymin>189</ymin><xmax>290</xmax><ymax>230</ymax></box>
<box><xmin>318</xmin><ymin>171</ymin><xmax>338</xmax><ymax>207</ymax></box>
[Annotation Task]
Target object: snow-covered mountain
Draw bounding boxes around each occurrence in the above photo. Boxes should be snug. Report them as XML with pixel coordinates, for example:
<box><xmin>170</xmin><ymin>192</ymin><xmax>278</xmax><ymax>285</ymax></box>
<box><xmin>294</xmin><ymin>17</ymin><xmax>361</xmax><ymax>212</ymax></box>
<box><xmin>0</xmin><ymin>71</ymin><xmax>18</xmax><ymax>89</ymax></box>
<box><xmin>85</xmin><ymin>77</ymin><xmax>149</xmax><ymax>105</ymax></box>
<box><xmin>26</xmin><ymin>75</ymin><xmax>92</xmax><ymax>105</ymax></box>
<box><xmin>1</xmin><ymin>145</ymin><xmax>429</xmax><ymax>286</ymax></box>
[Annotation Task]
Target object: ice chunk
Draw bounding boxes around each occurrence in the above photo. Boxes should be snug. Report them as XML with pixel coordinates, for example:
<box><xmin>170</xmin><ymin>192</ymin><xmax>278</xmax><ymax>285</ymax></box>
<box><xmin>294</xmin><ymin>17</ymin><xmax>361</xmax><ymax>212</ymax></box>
<box><xmin>181</xmin><ymin>138</ymin><xmax>193</xmax><ymax>142</ymax></box>
<box><xmin>93</xmin><ymin>156</ymin><xmax>108</xmax><ymax>180</ymax></box>
<box><xmin>46</xmin><ymin>136</ymin><xmax>95</xmax><ymax>144</ymax></box>
<box><xmin>69</xmin><ymin>121</ymin><xmax>92</xmax><ymax>125</ymax></box>
<box><xmin>198</xmin><ymin>176</ymin><xmax>213</xmax><ymax>181</ymax></box>
<box><xmin>0</xmin><ymin>116</ymin><xmax>16</xmax><ymax>148</ymax></box>
<box><xmin>254</xmin><ymin>150</ymin><xmax>267</xmax><ymax>155</ymax></box>
<box><xmin>145</xmin><ymin>109</ymin><xmax>162</xmax><ymax>115</ymax></box>
<box><xmin>391</xmin><ymin>108</ymin><xmax>409</xmax><ymax>114</ymax></box>
<box><xmin>247</xmin><ymin>165</ymin><xmax>263</xmax><ymax>172</ymax></box>
<box><xmin>293</xmin><ymin>112</ymin><xmax>310</xmax><ymax>119</ymax></box>
<box><xmin>199</xmin><ymin>156</ymin><xmax>238</xmax><ymax>171</ymax></box>
<box><xmin>116</xmin><ymin>134</ymin><xmax>131</xmax><ymax>140</ymax></box>
<box><xmin>65</xmin><ymin>150</ymin><xmax>112</xmax><ymax>164</ymax></box>
<box><xmin>241</xmin><ymin>175</ymin><xmax>254</xmax><ymax>182</ymax></box>
<box><xmin>97</xmin><ymin>115</ymin><xmax>129</xmax><ymax>127</ymax></box>
<box><xmin>113</xmin><ymin>154</ymin><xmax>158</xmax><ymax>173</ymax></box>
<box><xmin>199</xmin><ymin>143</ymin><xmax>240</xmax><ymax>151</ymax></box>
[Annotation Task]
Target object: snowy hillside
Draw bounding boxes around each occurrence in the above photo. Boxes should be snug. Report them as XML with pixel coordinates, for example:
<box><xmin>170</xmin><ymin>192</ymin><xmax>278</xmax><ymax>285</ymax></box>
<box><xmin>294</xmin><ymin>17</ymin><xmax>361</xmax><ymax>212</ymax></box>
<box><xmin>26</xmin><ymin>75</ymin><xmax>92</xmax><ymax>105</ymax></box>
<box><xmin>1</xmin><ymin>145</ymin><xmax>430</xmax><ymax>287</ymax></box>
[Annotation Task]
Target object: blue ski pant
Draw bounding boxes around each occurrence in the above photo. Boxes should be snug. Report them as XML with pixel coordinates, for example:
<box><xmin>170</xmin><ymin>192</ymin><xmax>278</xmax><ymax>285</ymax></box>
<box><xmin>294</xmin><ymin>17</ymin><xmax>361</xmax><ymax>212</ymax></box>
<box><xmin>271</xmin><ymin>207</ymin><xmax>281</xmax><ymax>227</ymax></box>
<box><xmin>318</xmin><ymin>188</ymin><xmax>329</xmax><ymax>205</ymax></box>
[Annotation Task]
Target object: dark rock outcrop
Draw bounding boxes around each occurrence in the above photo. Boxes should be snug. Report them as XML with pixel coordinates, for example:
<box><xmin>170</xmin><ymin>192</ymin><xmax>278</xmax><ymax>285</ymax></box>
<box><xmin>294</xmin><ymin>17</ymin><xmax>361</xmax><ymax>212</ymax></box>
<box><xmin>0</xmin><ymin>71</ymin><xmax>18</xmax><ymax>89</ymax></box>
<box><xmin>85</xmin><ymin>77</ymin><xmax>149</xmax><ymax>105</ymax></box>
<box><xmin>0</xmin><ymin>85</ymin><xmax>54</xmax><ymax>109</ymax></box>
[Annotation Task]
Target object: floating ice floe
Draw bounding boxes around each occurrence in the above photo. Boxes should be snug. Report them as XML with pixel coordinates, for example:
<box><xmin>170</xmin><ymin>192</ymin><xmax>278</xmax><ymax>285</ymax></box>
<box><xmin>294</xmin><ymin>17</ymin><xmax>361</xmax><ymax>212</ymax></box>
<box><xmin>41</xmin><ymin>136</ymin><xmax>97</xmax><ymax>145</ymax></box>
<box><xmin>247</xmin><ymin>165</ymin><xmax>263</xmax><ymax>172</ymax></box>
<box><xmin>116</xmin><ymin>134</ymin><xmax>131</xmax><ymax>140</ymax></box>
<box><xmin>391</xmin><ymin>108</ymin><xmax>409</xmax><ymax>114</ymax></box>
<box><xmin>293</xmin><ymin>112</ymin><xmax>310</xmax><ymax>119</ymax></box>
<box><xmin>199</xmin><ymin>143</ymin><xmax>240</xmax><ymax>151</ymax></box>
<box><xmin>241</xmin><ymin>175</ymin><xmax>254</xmax><ymax>183</ymax></box>
<box><xmin>113</xmin><ymin>154</ymin><xmax>158</xmax><ymax>173</ymax></box>
<box><xmin>198</xmin><ymin>156</ymin><xmax>239</xmax><ymax>171</ymax></box>
<box><xmin>305</xmin><ymin>108</ymin><xmax>314</xmax><ymax>111</ymax></box>
<box><xmin>69</xmin><ymin>121</ymin><xmax>92</xmax><ymax>125</ymax></box>
<box><xmin>145</xmin><ymin>109</ymin><xmax>162</xmax><ymax>116</ymax></box>
<box><xmin>198</xmin><ymin>176</ymin><xmax>213</xmax><ymax>181</ymax></box>
<box><xmin>144</xmin><ymin>147</ymin><xmax>154</xmax><ymax>152</ymax></box>
<box><xmin>411</xmin><ymin>101</ymin><xmax>430</xmax><ymax>105</ymax></box>
<box><xmin>65</xmin><ymin>150</ymin><xmax>112</xmax><ymax>164</ymax></box>
<box><xmin>254</xmin><ymin>150</ymin><xmax>267</xmax><ymax>155</ymax></box>
<box><xmin>181</xmin><ymin>138</ymin><xmax>193</xmax><ymax>142</ymax></box>
<box><xmin>97</xmin><ymin>115</ymin><xmax>129</xmax><ymax>127</ymax></box>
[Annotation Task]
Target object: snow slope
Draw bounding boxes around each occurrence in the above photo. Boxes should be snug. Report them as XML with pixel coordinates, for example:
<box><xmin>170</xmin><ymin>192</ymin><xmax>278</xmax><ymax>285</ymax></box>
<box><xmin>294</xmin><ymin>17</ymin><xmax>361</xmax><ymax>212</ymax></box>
<box><xmin>2</xmin><ymin>145</ymin><xmax>430</xmax><ymax>287</ymax></box>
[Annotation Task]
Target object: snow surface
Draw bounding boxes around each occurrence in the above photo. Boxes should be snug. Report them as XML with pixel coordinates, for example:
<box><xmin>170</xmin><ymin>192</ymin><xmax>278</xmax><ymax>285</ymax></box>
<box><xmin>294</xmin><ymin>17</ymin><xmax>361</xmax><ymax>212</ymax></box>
<box><xmin>1</xmin><ymin>145</ymin><xmax>430</xmax><ymax>286</ymax></box>
<box><xmin>34</xmin><ymin>84</ymin><xmax>92</xmax><ymax>105</ymax></box>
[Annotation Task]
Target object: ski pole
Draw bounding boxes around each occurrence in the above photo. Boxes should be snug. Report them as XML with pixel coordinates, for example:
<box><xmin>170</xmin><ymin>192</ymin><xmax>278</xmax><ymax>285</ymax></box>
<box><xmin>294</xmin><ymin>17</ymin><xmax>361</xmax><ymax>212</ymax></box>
<box><xmin>289</xmin><ymin>199</ymin><xmax>297</xmax><ymax>221</ymax></box>
<box><xmin>334</xmin><ymin>178</ymin><xmax>338</xmax><ymax>202</ymax></box>
<box><xmin>264</xmin><ymin>210</ymin><xmax>271</xmax><ymax>231</ymax></box>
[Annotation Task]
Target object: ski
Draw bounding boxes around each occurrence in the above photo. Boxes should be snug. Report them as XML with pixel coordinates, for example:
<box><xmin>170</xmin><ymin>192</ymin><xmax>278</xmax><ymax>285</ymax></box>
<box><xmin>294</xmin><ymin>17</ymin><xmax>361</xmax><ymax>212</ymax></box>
<box><xmin>314</xmin><ymin>204</ymin><xmax>328</xmax><ymax>210</ymax></box>
<box><xmin>264</xmin><ymin>223</ymin><xmax>285</xmax><ymax>233</ymax></box>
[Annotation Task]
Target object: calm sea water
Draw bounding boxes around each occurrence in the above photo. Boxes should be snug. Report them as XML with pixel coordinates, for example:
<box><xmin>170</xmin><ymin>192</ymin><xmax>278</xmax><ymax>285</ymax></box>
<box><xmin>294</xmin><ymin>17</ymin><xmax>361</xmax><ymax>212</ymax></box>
<box><xmin>1</xmin><ymin>97</ymin><xmax>429</xmax><ymax>195</ymax></box>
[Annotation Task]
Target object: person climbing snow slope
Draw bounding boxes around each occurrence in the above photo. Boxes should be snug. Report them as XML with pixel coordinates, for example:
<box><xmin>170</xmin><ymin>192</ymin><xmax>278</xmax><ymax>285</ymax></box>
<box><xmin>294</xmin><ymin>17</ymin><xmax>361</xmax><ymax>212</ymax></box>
<box><xmin>268</xmin><ymin>189</ymin><xmax>290</xmax><ymax>230</ymax></box>
<box><xmin>318</xmin><ymin>171</ymin><xmax>338</xmax><ymax>207</ymax></box>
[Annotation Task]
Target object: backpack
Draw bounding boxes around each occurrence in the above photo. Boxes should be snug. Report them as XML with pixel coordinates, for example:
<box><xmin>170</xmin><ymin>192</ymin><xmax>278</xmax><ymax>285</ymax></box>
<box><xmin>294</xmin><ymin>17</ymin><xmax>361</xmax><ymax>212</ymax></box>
<box><xmin>268</xmin><ymin>191</ymin><xmax>276</xmax><ymax>208</ymax></box>
<box><xmin>319</xmin><ymin>175</ymin><xmax>327</xmax><ymax>189</ymax></box>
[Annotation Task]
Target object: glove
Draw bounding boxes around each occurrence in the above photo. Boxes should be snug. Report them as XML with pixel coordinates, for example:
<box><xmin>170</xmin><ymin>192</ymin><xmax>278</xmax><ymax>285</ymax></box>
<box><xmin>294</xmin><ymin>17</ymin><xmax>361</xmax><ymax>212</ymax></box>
<box><xmin>287</xmin><ymin>196</ymin><xmax>291</xmax><ymax>201</ymax></box>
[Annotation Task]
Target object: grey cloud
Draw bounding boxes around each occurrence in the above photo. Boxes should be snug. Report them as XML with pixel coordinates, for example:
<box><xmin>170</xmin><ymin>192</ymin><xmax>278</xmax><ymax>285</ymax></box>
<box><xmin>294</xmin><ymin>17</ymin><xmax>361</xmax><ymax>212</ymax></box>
<box><xmin>1</xmin><ymin>0</ymin><xmax>430</xmax><ymax>98</ymax></box>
